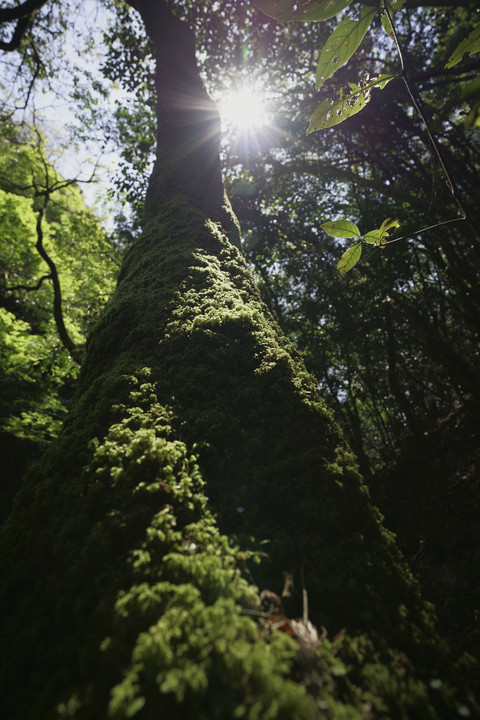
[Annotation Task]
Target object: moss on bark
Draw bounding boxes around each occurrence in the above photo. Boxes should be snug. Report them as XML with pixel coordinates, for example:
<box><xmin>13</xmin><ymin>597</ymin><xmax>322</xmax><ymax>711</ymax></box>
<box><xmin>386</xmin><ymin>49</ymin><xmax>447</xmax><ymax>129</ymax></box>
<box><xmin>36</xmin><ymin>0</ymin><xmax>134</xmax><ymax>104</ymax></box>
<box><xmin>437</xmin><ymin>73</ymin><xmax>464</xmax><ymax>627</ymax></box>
<box><xmin>0</xmin><ymin>197</ymin><xmax>477</xmax><ymax>719</ymax></box>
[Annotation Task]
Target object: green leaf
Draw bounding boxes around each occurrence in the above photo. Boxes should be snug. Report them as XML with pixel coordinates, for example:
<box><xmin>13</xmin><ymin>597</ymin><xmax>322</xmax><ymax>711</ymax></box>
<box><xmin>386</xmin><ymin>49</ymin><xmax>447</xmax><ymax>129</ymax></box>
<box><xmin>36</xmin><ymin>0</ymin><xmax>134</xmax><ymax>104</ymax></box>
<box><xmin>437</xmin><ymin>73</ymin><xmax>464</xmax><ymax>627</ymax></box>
<box><xmin>316</xmin><ymin>7</ymin><xmax>377</xmax><ymax>89</ymax></box>
<box><xmin>462</xmin><ymin>76</ymin><xmax>480</xmax><ymax>128</ymax></box>
<box><xmin>308</xmin><ymin>74</ymin><xmax>396</xmax><ymax>132</ymax></box>
<box><xmin>363</xmin><ymin>229</ymin><xmax>383</xmax><ymax>245</ymax></box>
<box><xmin>337</xmin><ymin>243</ymin><xmax>362</xmax><ymax>275</ymax></box>
<box><xmin>378</xmin><ymin>217</ymin><xmax>400</xmax><ymax>235</ymax></box>
<box><xmin>254</xmin><ymin>0</ymin><xmax>353</xmax><ymax>23</ymax></box>
<box><xmin>380</xmin><ymin>0</ymin><xmax>408</xmax><ymax>39</ymax></box>
<box><xmin>125</xmin><ymin>697</ymin><xmax>146</xmax><ymax>718</ymax></box>
<box><xmin>321</xmin><ymin>219</ymin><xmax>361</xmax><ymax>238</ymax></box>
<box><xmin>445</xmin><ymin>22</ymin><xmax>480</xmax><ymax>69</ymax></box>
<box><xmin>364</xmin><ymin>218</ymin><xmax>400</xmax><ymax>245</ymax></box>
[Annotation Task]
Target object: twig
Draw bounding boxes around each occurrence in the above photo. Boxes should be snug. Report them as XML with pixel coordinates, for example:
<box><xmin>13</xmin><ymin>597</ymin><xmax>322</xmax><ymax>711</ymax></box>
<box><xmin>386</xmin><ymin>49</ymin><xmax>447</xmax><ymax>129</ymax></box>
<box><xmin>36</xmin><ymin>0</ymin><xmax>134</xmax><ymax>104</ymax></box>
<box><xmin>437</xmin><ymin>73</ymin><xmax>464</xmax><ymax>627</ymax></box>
<box><xmin>341</xmin><ymin>215</ymin><xmax>467</xmax><ymax>276</ymax></box>
<box><xmin>300</xmin><ymin>558</ymin><xmax>308</xmax><ymax>624</ymax></box>
<box><xmin>3</xmin><ymin>272</ymin><xmax>51</xmax><ymax>292</ymax></box>
<box><xmin>384</xmin><ymin>215</ymin><xmax>466</xmax><ymax>244</ymax></box>
<box><xmin>381</xmin><ymin>0</ymin><xmax>469</xmax><ymax>220</ymax></box>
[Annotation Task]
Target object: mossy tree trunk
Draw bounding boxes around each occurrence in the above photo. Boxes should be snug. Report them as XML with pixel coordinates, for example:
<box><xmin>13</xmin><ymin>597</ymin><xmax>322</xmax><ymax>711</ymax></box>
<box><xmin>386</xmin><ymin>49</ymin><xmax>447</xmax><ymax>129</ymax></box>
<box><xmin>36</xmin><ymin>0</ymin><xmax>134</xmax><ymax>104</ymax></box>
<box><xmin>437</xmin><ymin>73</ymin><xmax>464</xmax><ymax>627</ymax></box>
<box><xmin>0</xmin><ymin>1</ymin><xmax>477</xmax><ymax>718</ymax></box>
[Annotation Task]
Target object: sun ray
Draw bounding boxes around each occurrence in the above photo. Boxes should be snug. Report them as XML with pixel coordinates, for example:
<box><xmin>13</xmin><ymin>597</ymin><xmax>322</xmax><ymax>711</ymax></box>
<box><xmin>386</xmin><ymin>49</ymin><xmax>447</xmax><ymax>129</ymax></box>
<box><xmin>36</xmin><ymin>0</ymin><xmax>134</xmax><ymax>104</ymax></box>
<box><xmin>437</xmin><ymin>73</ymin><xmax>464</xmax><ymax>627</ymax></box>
<box><xmin>219</xmin><ymin>85</ymin><xmax>269</xmax><ymax>131</ymax></box>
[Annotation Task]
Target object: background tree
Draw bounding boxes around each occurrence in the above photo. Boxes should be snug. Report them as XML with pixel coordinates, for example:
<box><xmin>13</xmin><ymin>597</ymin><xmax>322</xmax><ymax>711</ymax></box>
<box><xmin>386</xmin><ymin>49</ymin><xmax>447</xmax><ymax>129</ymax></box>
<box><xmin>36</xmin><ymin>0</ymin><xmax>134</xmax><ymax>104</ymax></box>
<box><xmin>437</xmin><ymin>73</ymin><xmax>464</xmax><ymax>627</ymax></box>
<box><xmin>0</xmin><ymin>118</ymin><xmax>118</xmax><ymax>519</ymax></box>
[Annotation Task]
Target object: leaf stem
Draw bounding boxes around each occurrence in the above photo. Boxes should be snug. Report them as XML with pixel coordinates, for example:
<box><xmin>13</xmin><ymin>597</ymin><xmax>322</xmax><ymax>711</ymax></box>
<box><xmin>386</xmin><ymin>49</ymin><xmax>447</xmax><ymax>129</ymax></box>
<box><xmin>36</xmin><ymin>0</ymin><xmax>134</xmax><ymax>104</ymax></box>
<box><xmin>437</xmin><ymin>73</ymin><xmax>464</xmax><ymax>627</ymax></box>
<box><xmin>381</xmin><ymin>0</ymin><xmax>469</xmax><ymax>221</ymax></box>
<box><xmin>384</xmin><ymin>216</ymin><xmax>467</xmax><ymax>245</ymax></box>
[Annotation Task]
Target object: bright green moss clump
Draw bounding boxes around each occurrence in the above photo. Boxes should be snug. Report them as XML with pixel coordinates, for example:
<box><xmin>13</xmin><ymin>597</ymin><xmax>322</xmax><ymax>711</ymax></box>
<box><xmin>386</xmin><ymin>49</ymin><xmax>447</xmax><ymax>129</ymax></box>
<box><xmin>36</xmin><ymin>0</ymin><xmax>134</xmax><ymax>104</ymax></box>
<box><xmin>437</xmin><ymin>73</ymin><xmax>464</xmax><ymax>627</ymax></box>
<box><xmin>0</xmin><ymin>201</ymin><xmax>478</xmax><ymax>718</ymax></box>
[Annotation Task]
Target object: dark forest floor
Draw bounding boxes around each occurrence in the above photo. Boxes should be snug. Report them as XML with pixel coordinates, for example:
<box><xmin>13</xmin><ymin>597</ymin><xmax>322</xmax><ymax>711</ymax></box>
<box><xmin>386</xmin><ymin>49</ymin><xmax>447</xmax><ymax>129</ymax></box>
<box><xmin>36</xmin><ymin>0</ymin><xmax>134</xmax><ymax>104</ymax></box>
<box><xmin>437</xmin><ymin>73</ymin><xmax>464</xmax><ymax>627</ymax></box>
<box><xmin>371</xmin><ymin>393</ymin><xmax>480</xmax><ymax>698</ymax></box>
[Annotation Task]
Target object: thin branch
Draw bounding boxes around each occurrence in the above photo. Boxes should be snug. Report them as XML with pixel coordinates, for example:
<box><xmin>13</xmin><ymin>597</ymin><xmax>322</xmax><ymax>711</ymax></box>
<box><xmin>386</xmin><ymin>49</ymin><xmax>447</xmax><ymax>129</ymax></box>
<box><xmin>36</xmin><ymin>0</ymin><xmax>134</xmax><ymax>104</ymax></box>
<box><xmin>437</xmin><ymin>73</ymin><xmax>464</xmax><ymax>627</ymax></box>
<box><xmin>3</xmin><ymin>271</ymin><xmax>51</xmax><ymax>292</ymax></box>
<box><xmin>384</xmin><ymin>216</ymin><xmax>467</xmax><ymax>245</ymax></box>
<box><xmin>414</xmin><ymin>57</ymin><xmax>480</xmax><ymax>82</ymax></box>
<box><xmin>382</xmin><ymin>0</ymin><xmax>469</xmax><ymax>222</ymax></box>
<box><xmin>16</xmin><ymin>41</ymin><xmax>42</xmax><ymax>110</ymax></box>
<box><xmin>33</xmin><ymin>191</ymin><xmax>80</xmax><ymax>363</ymax></box>
<box><xmin>0</xmin><ymin>0</ymin><xmax>49</xmax><ymax>52</ymax></box>
<box><xmin>347</xmin><ymin>215</ymin><xmax>467</xmax><ymax>275</ymax></box>
<box><xmin>0</xmin><ymin>0</ymin><xmax>48</xmax><ymax>23</ymax></box>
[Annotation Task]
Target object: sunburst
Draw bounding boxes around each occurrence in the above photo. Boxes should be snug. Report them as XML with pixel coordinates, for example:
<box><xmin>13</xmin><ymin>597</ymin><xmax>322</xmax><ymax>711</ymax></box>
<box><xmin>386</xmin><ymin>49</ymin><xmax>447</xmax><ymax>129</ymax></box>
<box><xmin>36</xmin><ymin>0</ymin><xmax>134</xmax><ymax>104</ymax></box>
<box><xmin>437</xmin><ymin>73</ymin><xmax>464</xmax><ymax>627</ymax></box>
<box><xmin>219</xmin><ymin>85</ymin><xmax>269</xmax><ymax>131</ymax></box>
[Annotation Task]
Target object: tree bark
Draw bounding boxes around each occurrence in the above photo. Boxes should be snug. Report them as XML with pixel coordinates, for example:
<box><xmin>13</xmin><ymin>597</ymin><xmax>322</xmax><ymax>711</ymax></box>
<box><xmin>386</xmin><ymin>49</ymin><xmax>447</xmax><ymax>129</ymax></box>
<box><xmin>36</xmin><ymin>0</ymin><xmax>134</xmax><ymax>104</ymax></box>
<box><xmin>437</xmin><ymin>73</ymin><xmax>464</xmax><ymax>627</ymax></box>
<box><xmin>0</xmin><ymin>2</ymin><xmax>477</xmax><ymax>718</ymax></box>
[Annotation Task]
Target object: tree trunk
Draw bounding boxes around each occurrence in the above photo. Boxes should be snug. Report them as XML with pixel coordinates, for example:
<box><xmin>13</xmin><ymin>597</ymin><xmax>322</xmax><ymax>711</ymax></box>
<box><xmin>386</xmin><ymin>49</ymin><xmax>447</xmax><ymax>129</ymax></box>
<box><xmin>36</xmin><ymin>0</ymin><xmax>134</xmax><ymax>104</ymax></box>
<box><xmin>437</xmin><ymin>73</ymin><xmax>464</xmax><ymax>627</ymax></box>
<box><xmin>0</xmin><ymin>2</ymin><xmax>477</xmax><ymax>718</ymax></box>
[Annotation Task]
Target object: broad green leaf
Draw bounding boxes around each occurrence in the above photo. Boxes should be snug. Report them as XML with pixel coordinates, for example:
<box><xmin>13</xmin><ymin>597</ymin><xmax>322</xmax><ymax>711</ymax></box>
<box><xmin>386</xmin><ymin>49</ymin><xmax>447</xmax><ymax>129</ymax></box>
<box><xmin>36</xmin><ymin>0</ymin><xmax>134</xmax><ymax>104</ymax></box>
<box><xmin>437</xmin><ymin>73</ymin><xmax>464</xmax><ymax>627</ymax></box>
<box><xmin>380</xmin><ymin>0</ymin><xmax>408</xmax><ymax>39</ymax></box>
<box><xmin>308</xmin><ymin>74</ymin><xmax>396</xmax><ymax>132</ymax></box>
<box><xmin>462</xmin><ymin>76</ymin><xmax>480</xmax><ymax>128</ymax></box>
<box><xmin>316</xmin><ymin>7</ymin><xmax>377</xmax><ymax>89</ymax></box>
<box><xmin>434</xmin><ymin>75</ymin><xmax>480</xmax><ymax>128</ymax></box>
<box><xmin>321</xmin><ymin>219</ymin><xmax>361</xmax><ymax>239</ymax></box>
<box><xmin>337</xmin><ymin>243</ymin><xmax>362</xmax><ymax>275</ymax></box>
<box><xmin>445</xmin><ymin>23</ymin><xmax>480</xmax><ymax>69</ymax></box>
<box><xmin>364</xmin><ymin>229</ymin><xmax>382</xmax><ymax>245</ymax></box>
<box><xmin>254</xmin><ymin>0</ymin><xmax>353</xmax><ymax>23</ymax></box>
<box><xmin>364</xmin><ymin>218</ymin><xmax>400</xmax><ymax>245</ymax></box>
<box><xmin>378</xmin><ymin>217</ymin><xmax>400</xmax><ymax>235</ymax></box>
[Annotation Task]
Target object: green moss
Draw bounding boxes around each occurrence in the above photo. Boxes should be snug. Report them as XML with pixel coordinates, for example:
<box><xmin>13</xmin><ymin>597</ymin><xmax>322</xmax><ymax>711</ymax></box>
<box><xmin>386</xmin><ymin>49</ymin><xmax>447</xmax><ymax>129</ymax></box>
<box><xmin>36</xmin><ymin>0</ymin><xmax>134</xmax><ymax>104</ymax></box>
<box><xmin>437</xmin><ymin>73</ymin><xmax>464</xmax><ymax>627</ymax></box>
<box><xmin>0</xmin><ymin>200</ymin><xmax>477</xmax><ymax>718</ymax></box>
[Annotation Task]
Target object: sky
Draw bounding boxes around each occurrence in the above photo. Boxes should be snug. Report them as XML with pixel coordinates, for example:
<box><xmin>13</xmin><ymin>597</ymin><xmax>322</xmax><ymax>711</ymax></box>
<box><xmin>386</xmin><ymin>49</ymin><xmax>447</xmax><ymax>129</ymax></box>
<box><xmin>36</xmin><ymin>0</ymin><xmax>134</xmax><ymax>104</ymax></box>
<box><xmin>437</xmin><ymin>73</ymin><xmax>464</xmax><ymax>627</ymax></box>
<box><xmin>0</xmin><ymin>0</ymin><xmax>275</xmax><ymax>229</ymax></box>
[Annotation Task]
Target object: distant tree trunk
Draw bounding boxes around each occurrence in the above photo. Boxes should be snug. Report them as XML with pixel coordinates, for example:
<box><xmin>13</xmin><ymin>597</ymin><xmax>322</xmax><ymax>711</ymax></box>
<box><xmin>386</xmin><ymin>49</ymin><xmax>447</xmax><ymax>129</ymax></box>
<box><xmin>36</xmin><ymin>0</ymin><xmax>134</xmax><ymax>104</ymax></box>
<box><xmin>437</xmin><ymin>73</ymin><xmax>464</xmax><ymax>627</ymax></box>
<box><xmin>0</xmin><ymin>1</ymin><xmax>477</xmax><ymax>718</ymax></box>
<box><xmin>384</xmin><ymin>305</ymin><xmax>421</xmax><ymax>435</ymax></box>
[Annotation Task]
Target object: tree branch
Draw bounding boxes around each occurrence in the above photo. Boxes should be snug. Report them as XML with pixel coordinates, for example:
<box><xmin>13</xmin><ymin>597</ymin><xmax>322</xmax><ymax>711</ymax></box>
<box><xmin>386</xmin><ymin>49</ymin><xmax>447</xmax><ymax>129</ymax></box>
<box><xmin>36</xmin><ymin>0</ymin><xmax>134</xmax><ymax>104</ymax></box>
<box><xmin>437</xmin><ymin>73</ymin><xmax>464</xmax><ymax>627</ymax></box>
<box><xmin>414</xmin><ymin>57</ymin><xmax>480</xmax><ymax>82</ymax></box>
<box><xmin>34</xmin><ymin>192</ymin><xmax>80</xmax><ymax>362</ymax></box>
<box><xmin>3</xmin><ymin>271</ymin><xmax>51</xmax><ymax>292</ymax></box>
<box><xmin>0</xmin><ymin>0</ymin><xmax>49</xmax><ymax>52</ymax></box>
<box><xmin>0</xmin><ymin>0</ymin><xmax>47</xmax><ymax>22</ymax></box>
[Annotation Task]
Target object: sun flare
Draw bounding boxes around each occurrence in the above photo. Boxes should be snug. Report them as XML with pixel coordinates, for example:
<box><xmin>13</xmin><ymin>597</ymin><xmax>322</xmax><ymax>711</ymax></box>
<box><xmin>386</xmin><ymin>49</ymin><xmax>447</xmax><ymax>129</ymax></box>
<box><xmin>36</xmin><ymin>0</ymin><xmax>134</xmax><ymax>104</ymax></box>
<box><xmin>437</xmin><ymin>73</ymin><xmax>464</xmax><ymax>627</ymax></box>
<box><xmin>219</xmin><ymin>86</ymin><xmax>269</xmax><ymax>130</ymax></box>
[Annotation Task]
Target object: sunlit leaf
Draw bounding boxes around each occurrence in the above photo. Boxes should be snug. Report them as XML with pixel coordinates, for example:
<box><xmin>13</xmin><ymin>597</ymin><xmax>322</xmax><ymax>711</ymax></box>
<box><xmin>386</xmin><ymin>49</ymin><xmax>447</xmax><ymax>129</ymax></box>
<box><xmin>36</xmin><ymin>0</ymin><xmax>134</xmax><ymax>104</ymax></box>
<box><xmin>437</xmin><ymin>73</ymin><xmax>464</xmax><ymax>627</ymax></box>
<box><xmin>337</xmin><ymin>243</ymin><xmax>362</xmax><ymax>275</ymax></box>
<box><xmin>321</xmin><ymin>219</ymin><xmax>361</xmax><ymax>238</ymax></box>
<box><xmin>316</xmin><ymin>6</ymin><xmax>377</xmax><ymax>89</ymax></box>
<box><xmin>433</xmin><ymin>74</ymin><xmax>480</xmax><ymax>129</ymax></box>
<box><xmin>378</xmin><ymin>217</ymin><xmax>400</xmax><ymax>235</ymax></box>
<box><xmin>254</xmin><ymin>0</ymin><xmax>353</xmax><ymax>23</ymax></box>
<box><xmin>125</xmin><ymin>697</ymin><xmax>146</xmax><ymax>718</ymax></box>
<box><xmin>308</xmin><ymin>74</ymin><xmax>396</xmax><ymax>132</ymax></box>
<box><xmin>364</xmin><ymin>218</ymin><xmax>400</xmax><ymax>245</ymax></box>
<box><xmin>364</xmin><ymin>229</ymin><xmax>382</xmax><ymax>245</ymax></box>
<box><xmin>462</xmin><ymin>76</ymin><xmax>480</xmax><ymax>128</ymax></box>
<box><xmin>380</xmin><ymin>0</ymin><xmax>408</xmax><ymax>39</ymax></box>
<box><xmin>445</xmin><ymin>22</ymin><xmax>480</xmax><ymax>69</ymax></box>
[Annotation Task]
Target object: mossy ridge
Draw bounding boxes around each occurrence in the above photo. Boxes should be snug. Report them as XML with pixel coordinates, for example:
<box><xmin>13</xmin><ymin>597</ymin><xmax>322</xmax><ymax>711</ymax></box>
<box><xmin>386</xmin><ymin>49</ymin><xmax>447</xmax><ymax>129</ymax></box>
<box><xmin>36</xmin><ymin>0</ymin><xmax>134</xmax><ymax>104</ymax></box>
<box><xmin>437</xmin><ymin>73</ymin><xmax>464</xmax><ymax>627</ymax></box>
<box><xmin>76</xmin><ymin>203</ymin><xmax>426</xmax><ymax>636</ymax></box>
<box><xmin>0</xmin><ymin>377</ymin><xmax>458</xmax><ymax>719</ymax></box>
<box><xmin>0</xmin><ymin>376</ymin><xmax>395</xmax><ymax>718</ymax></box>
<box><xmin>0</xmin><ymin>203</ymin><xmax>477</xmax><ymax>718</ymax></box>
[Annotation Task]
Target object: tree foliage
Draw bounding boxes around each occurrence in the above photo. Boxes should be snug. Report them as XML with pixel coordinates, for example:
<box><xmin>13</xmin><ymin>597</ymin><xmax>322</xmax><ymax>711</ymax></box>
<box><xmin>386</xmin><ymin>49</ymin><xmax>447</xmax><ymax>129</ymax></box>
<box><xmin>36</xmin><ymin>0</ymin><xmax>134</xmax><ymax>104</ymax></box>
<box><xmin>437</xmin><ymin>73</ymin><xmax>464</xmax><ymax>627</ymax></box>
<box><xmin>0</xmin><ymin>121</ymin><xmax>118</xmax><ymax>448</ymax></box>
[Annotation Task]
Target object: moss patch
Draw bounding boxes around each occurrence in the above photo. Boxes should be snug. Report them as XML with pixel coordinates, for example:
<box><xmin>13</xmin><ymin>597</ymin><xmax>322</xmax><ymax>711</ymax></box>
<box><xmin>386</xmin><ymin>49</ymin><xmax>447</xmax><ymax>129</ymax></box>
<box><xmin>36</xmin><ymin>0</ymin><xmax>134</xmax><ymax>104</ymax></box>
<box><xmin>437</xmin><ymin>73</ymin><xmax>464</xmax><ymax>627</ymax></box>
<box><xmin>0</xmin><ymin>201</ymin><xmax>477</xmax><ymax>718</ymax></box>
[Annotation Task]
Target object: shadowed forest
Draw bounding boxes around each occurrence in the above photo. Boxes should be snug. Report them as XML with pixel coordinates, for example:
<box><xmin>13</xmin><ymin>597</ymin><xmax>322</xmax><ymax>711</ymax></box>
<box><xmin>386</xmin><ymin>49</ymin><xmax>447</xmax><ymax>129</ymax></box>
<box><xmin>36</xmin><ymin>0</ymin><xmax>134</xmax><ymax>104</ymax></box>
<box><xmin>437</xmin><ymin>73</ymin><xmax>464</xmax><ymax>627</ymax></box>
<box><xmin>1</xmin><ymin>0</ymin><xmax>479</xmax><ymax>717</ymax></box>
